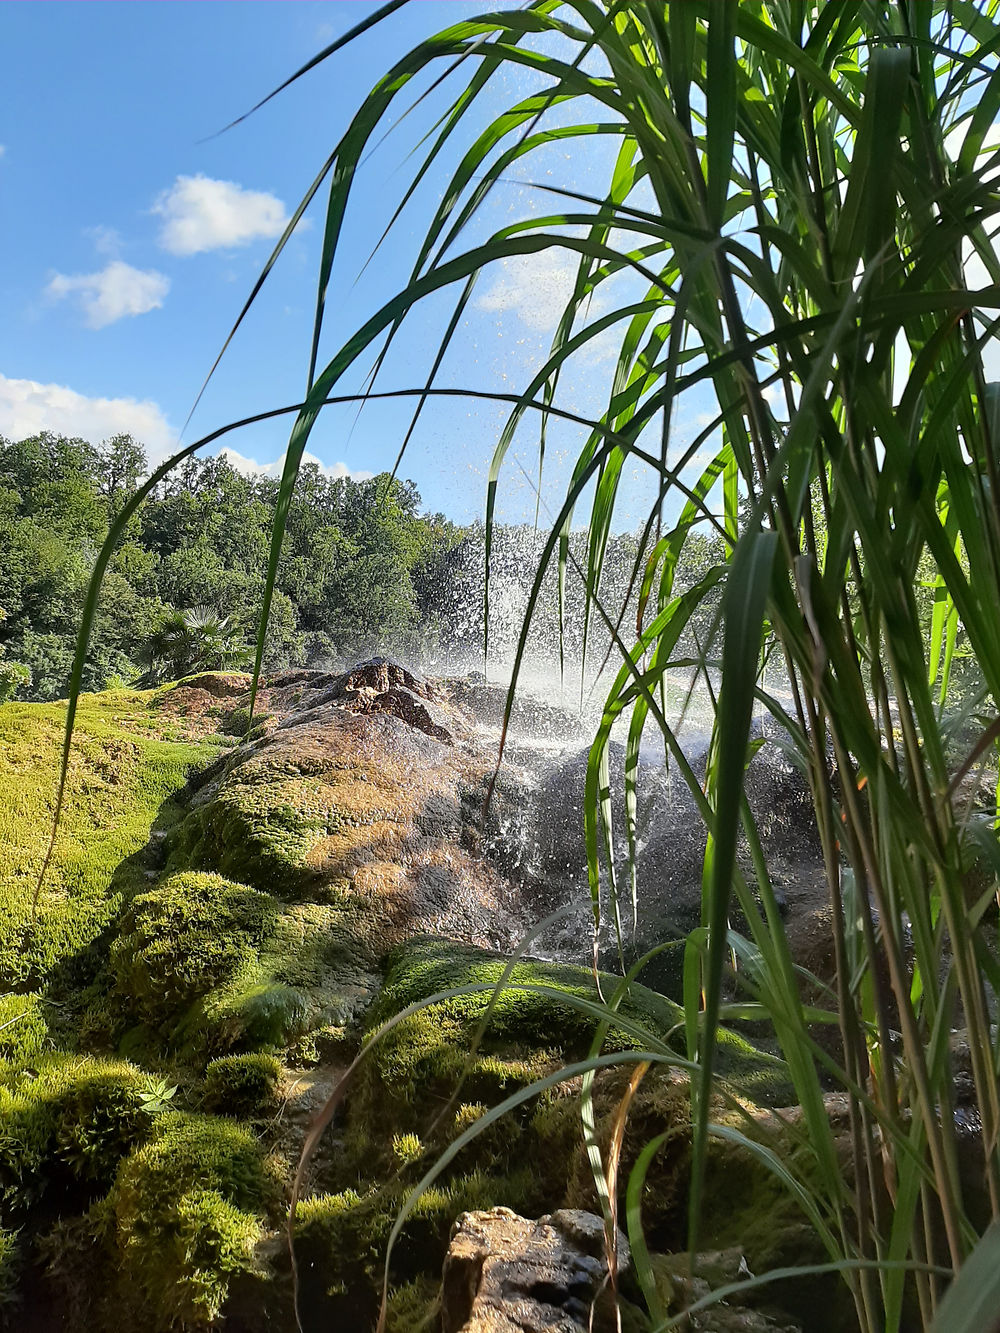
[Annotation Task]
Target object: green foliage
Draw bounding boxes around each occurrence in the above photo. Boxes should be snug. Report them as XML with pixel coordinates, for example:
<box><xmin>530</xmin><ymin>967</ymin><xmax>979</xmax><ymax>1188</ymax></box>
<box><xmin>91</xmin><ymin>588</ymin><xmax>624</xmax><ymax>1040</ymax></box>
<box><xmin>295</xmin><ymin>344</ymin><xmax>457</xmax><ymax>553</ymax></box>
<box><xmin>0</xmin><ymin>608</ymin><xmax>30</xmax><ymax>704</ymax></box>
<box><xmin>0</xmin><ymin>432</ymin><xmax>461</xmax><ymax>699</ymax></box>
<box><xmin>202</xmin><ymin>1054</ymin><xmax>282</xmax><ymax>1116</ymax></box>
<box><xmin>0</xmin><ymin>1056</ymin><xmax>162</xmax><ymax>1202</ymax></box>
<box><xmin>140</xmin><ymin>605</ymin><xmax>251</xmax><ymax>684</ymax></box>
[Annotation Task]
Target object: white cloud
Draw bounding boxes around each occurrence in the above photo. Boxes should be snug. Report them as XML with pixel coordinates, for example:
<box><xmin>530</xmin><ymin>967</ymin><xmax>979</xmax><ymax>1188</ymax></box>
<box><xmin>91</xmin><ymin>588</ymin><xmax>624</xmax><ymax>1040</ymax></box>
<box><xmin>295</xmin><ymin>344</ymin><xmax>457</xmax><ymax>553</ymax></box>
<box><xmin>219</xmin><ymin>446</ymin><xmax>373</xmax><ymax>482</ymax></box>
<box><xmin>46</xmin><ymin>260</ymin><xmax>169</xmax><ymax>328</ymax></box>
<box><xmin>153</xmin><ymin>174</ymin><xmax>290</xmax><ymax>255</ymax></box>
<box><xmin>0</xmin><ymin>373</ymin><xmax>177</xmax><ymax>463</ymax></box>
<box><xmin>477</xmin><ymin>252</ymin><xmax>581</xmax><ymax>331</ymax></box>
<box><xmin>0</xmin><ymin>145</ymin><xmax>6</xmax><ymax>159</ymax></box>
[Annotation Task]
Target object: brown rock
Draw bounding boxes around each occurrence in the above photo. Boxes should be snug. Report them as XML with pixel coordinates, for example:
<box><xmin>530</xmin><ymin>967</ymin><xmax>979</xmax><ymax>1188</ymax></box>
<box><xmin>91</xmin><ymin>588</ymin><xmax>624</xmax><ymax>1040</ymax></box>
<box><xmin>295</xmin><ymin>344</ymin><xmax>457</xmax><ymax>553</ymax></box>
<box><xmin>440</xmin><ymin>1207</ymin><xmax>627</xmax><ymax>1333</ymax></box>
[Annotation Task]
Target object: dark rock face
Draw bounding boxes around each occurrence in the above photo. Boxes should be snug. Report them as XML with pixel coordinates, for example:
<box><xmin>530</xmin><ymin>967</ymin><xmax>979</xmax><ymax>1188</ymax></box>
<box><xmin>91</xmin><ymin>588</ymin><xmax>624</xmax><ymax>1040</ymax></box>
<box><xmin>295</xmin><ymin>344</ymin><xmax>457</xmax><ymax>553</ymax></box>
<box><xmin>441</xmin><ymin>1208</ymin><xmax>629</xmax><ymax>1333</ymax></box>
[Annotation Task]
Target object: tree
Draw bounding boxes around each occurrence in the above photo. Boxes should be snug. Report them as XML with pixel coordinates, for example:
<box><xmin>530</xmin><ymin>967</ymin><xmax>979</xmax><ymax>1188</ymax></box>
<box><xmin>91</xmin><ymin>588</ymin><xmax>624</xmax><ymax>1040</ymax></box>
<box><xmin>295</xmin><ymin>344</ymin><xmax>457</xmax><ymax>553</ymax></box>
<box><xmin>96</xmin><ymin>433</ymin><xmax>146</xmax><ymax>519</ymax></box>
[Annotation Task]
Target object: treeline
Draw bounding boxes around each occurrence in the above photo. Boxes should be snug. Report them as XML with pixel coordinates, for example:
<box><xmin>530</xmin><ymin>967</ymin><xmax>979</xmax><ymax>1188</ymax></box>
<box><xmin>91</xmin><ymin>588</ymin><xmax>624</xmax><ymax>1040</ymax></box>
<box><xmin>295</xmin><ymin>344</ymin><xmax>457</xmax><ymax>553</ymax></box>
<box><xmin>0</xmin><ymin>430</ymin><xmax>736</xmax><ymax>707</ymax></box>
<box><xmin>0</xmin><ymin>432</ymin><xmax>463</xmax><ymax>701</ymax></box>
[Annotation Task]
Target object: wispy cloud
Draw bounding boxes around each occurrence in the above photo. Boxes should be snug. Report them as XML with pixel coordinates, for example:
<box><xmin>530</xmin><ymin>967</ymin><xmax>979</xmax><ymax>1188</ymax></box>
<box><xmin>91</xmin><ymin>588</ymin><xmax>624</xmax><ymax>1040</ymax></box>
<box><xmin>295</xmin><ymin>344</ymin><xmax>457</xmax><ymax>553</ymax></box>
<box><xmin>46</xmin><ymin>260</ymin><xmax>169</xmax><ymax>328</ymax></box>
<box><xmin>153</xmin><ymin>174</ymin><xmax>291</xmax><ymax>255</ymax></box>
<box><xmin>0</xmin><ymin>373</ymin><xmax>176</xmax><ymax>462</ymax></box>
<box><xmin>86</xmin><ymin>224</ymin><xmax>124</xmax><ymax>257</ymax></box>
<box><xmin>476</xmin><ymin>251</ymin><xmax>582</xmax><ymax>332</ymax></box>
<box><xmin>219</xmin><ymin>446</ymin><xmax>373</xmax><ymax>482</ymax></box>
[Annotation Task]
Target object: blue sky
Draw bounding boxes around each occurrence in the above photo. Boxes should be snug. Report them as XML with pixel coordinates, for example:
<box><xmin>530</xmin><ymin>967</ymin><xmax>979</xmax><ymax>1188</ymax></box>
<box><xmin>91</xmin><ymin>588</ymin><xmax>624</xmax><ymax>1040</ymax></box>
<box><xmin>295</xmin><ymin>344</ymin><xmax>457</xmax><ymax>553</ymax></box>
<box><xmin>1</xmin><ymin>2</ymin><xmax>700</xmax><ymax>528</ymax></box>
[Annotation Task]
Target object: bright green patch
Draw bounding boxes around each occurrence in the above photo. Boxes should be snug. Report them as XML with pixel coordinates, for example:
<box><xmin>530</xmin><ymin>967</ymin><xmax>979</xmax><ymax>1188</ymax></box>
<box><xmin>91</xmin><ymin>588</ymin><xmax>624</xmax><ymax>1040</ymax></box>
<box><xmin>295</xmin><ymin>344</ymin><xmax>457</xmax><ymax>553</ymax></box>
<box><xmin>0</xmin><ymin>689</ymin><xmax>220</xmax><ymax>990</ymax></box>
<box><xmin>112</xmin><ymin>873</ymin><xmax>378</xmax><ymax>1056</ymax></box>
<box><xmin>0</xmin><ymin>993</ymin><xmax>48</xmax><ymax>1065</ymax></box>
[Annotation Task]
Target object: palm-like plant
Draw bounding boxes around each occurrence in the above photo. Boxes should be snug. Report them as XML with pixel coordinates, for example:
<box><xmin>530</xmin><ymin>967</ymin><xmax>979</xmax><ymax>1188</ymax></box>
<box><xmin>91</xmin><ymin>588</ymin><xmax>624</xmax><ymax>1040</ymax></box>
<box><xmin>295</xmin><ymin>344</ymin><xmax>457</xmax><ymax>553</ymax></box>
<box><xmin>57</xmin><ymin>2</ymin><xmax>1000</xmax><ymax>1328</ymax></box>
<box><xmin>140</xmin><ymin>605</ymin><xmax>249</xmax><ymax>682</ymax></box>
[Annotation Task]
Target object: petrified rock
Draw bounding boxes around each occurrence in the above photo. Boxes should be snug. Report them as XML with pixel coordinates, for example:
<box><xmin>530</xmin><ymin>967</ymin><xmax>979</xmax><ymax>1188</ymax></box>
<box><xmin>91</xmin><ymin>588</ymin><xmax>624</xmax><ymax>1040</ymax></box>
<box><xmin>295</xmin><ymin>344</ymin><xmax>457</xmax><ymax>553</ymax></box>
<box><xmin>156</xmin><ymin>665</ymin><xmax>529</xmax><ymax>1052</ymax></box>
<box><xmin>440</xmin><ymin>1207</ymin><xmax>628</xmax><ymax>1333</ymax></box>
<box><xmin>273</xmin><ymin>657</ymin><xmax>468</xmax><ymax>746</ymax></box>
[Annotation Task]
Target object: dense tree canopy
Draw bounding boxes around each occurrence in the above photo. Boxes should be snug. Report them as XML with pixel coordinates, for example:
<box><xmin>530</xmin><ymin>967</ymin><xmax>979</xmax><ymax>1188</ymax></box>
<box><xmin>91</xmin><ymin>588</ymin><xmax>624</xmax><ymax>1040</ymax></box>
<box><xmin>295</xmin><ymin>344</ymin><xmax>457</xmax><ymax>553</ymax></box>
<box><xmin>0</xmin><ymin>433</ymin><xmax>464</xmax><ymax>700</ymax></box>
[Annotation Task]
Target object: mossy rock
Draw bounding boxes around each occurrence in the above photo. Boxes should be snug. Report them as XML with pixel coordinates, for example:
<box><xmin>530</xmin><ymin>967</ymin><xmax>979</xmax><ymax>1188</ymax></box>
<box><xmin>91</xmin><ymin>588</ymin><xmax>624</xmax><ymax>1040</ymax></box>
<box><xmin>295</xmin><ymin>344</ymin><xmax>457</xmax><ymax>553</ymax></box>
<box><xmin>203</xmin><ymin>1053</ymin><xmax>282</xmax><ymax>1116</ymax></box>
<box><xmin>165</xmin><ymin>761</ymin><xmax>334</xmax><ymax>894</ymax></box>
<box><xmin>0</xmin><ymin>1055</ymin><xmax>163</xmax><ymax>1205</ymax></box>
<box><xmin>360</xmin><ymin>937</ymin><xmax>792</xmax><ymax>1129</ymax></box>
<box><xmin>289</xmin><ymin>936</ymin><xmax>801</xmax><ymax>1330</ymax></box>
<box><xmin>112</xmin><ymin>873</ymin><xmax>379</xmax><ymax>1059</ymax></box>
<box><xmin>48</xmin><ymin>1111</ymin><xmax>276</xmax><ymax>1332</ymax></box>
<box><xmin>111</xmin><ymin>870</ymin><xmax>277</xmax><ymax>1031</ymax></box>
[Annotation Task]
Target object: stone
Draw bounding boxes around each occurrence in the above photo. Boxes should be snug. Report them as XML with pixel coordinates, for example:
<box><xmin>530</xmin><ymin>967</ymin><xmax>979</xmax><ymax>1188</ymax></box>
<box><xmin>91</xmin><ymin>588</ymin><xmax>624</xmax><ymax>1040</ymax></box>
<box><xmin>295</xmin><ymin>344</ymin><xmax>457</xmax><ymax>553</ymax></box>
<box><xmin>440</xmin><ymin>1207</ymin><xmax>629</xmax><ymax>1333</ymax></box>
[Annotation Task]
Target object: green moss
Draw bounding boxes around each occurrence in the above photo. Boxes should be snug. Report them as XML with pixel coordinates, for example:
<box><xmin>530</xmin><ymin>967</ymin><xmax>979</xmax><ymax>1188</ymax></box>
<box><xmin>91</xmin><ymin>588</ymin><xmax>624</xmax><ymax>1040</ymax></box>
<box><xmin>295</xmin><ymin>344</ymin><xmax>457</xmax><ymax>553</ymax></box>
<box><xmin>363</xmin><ymin>937</ymin><xmax>792</xmax><ymax>1126</ymax></box>
<box><xmin>0</xmin><ymin>1228</ymin><xmax>19</xmax><ymax>1311</ymax></box>
<box><xmin>0</xmin><ymin>993</ymin><xmax>48</xmax><ymax>1065</ymax></box>
<box><xmin>294</xmin><ymin>1168</ymin><xmax>534</xmax><ymax>1328</ymax></box>
<box><xmin>203</xmin><ymin>1054</ymin><xmax>281</xmax><ymax>1116</ymax></box>
<box><xmin>165</xmin><ymin>758</ymin><xmax>334</xmax><ymax>893</ymax></box>
<box><xmin>111</xmin><ymin>871</ymin><xmax>277</xmax><ymax>1031</ymax></box>
<box><xmin>0</xmin><ymin>689</ymin><xmax>220</xmax><ymax>991</ymax></box>
<box><xmin>101</xmin><ymin>1112</ymin><xmax>273</xmax><ymax>1330</ymax></box>
<box><xmin>0</xmin><ymin>1055</ymin><xmax>163</xmax><ymax>1203</ymax></box>
<box><xmin>112</xmin><ymin>876</ymin><xmax>378</xmax><ymax>1057</ymax></box>
<box><xmin>384</xmin><ymin>1276</ymin><xmax>439</xmax><ymax>1333</ymax></box>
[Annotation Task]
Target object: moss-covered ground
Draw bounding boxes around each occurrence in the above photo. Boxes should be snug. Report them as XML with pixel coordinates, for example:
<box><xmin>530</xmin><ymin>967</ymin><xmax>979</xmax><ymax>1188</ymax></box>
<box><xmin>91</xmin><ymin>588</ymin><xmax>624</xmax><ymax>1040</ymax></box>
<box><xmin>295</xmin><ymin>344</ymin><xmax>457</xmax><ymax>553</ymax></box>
<box><xmin>0</xmin><ymin>680</ymin><xmax>810</xmax><ymax>1333</ymax></box>
<box><xmin>0</xmin><ymin>688</ymin><xmax>221</xmax><ymax>995</ymax></box>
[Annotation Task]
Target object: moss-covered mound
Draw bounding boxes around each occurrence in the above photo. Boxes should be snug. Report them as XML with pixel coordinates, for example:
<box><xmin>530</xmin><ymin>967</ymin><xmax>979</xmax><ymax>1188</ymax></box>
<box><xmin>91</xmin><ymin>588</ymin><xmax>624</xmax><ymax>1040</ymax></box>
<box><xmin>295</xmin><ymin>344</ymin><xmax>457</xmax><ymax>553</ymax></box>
<box><xmin>46</xmin><ymin>1111</ymin><xmax>277</xmax><ymax>1332</ymax></box>
<box><xmin>110</xmin><ymin>870</ymin><xmax>377</xmax><ymax>1056</ymax></box>
<box><xmin>0</xmin><ymin>688</ymin><xmax>222</xmax><ymax>992</ymax></box>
